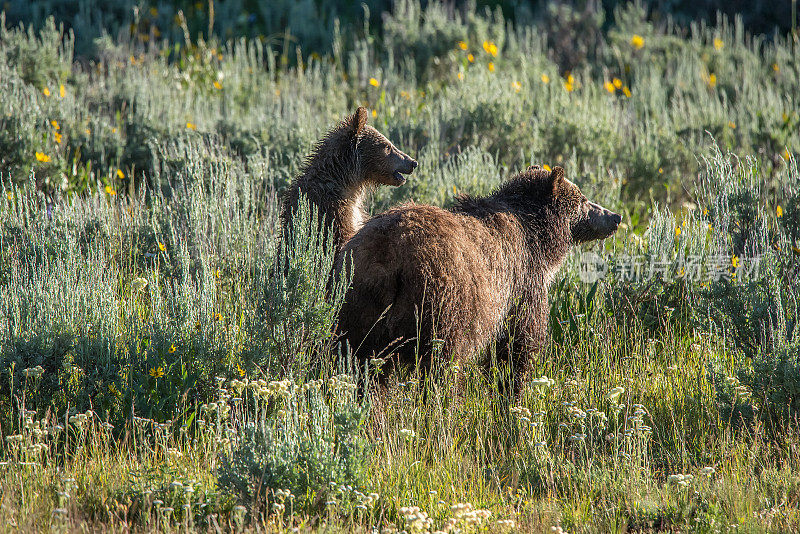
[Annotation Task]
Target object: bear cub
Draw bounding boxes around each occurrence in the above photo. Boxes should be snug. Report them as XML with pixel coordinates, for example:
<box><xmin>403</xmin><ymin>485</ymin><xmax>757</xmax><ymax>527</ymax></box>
<box><xmin>281</xmin><ymin>107</ymin><xmax>418</xmax><ymax>255</ymax></box>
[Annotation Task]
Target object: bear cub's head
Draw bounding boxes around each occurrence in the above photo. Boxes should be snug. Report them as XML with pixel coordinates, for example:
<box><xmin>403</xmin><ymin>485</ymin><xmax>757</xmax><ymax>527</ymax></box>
<box><xmin>526</xmin><ymin>165</ymin><xmax>622</xmax><ymax>243</ymax></box>
<box><xmin>347</xmin><ymin>107</ymin><xmax>417</xmax><ymax>186</ymax></box>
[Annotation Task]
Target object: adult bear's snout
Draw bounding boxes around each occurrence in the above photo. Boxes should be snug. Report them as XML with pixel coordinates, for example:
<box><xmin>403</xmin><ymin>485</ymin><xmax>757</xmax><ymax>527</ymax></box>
<box><xmin>588</xmin><ymin>202</ymin><xmax>621</xmax><ymax>237</ymax></box>
<box><xmin>397</xmin><ymin>156</ymin><xmax>418</xmax><ymax>174</ymax></box>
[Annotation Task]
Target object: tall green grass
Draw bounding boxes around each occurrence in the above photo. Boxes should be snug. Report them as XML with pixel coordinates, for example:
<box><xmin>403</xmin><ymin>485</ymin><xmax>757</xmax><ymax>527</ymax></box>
<box><xmin>1</xmin><ymin>1</ymin><xmax>800</xmax><ymax>531</ymax></box>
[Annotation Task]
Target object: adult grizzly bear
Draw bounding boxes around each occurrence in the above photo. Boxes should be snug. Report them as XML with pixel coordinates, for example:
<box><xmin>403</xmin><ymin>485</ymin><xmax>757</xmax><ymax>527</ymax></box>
<box><xmin>336</xmin><ymin>165</ymin><xmax>621</xmax><ymax>391</ymax></box>
<box><xmin>281</xmin><ymin>107</ymin><xmax>418</xmax><ymax>255</ymax></box>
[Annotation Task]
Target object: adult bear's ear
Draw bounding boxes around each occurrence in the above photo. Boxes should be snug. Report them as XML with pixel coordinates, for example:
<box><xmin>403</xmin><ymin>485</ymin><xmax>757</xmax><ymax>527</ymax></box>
<box><xmin>551</xmin><ymin>166</ymin><xmax>565</xmax><ymax>194</ymax></box>
<box><xmin>351</xmin><ymin>106</ymin><xmax>368</xmax><ymax>137</ymax></box>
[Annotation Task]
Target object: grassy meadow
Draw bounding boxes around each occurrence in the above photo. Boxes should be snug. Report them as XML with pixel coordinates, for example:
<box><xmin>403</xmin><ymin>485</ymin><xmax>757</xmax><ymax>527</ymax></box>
<box><xmin>1</xmin><ymin>1</ymin><xmax>800</xmax><ymax>531</ymax></box>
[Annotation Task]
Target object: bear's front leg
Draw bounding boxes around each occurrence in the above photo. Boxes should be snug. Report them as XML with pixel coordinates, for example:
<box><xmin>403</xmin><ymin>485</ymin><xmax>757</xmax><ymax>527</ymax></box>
<box><xmin>495</xmin><ymin>305</ymin><xmax>548</xmax><ymax>398</ymax></box>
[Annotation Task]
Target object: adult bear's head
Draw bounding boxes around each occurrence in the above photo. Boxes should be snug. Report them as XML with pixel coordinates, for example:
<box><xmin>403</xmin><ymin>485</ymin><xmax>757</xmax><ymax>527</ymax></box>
<box><xmin>539</xmin><ymin>166</ymin><xmax>621</xmax><ymax>242</ymax></box>
<box><xmin>504</xmin><ymin>165</ymin><xmax>621</xmax><ymax>244</ymax></box>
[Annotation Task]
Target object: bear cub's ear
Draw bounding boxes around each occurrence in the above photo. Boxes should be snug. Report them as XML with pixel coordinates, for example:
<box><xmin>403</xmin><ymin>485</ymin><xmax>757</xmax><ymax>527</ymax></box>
<box><xmin>351</xmin><ymin>107</ymin><xmax>369</xmax><ymax>137</ymax></box>
<box><xmin>550</xmin><ymin>166</ymin><xmax>565</xmax><ymax>194</ymax></box>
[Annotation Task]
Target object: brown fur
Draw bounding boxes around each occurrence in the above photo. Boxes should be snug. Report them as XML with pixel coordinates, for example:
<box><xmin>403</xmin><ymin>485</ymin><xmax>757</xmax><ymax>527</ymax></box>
<box><xmin>280</xmin><ymin>107</ymin><xmax>417</xmax><ymax>254</ymax></box>
<box><xmin>336</xmin><ymin>166</ymin><xmax>621</xmax><ymax>391</ymax></box>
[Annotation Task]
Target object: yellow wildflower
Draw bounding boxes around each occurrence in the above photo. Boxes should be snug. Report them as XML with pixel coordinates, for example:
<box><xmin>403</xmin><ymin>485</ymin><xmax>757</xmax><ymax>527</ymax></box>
<box><xmin>186</xmin><ymin>121</ymin><xmax>196</xmax><ymax>130</ymax></box>
<box><xmin>112</xmin><ymin>127</ymin><xmax>117</xmax><ymax>133</ymax></box>
<box><xmin>604</xmin><ymin>81</ymin><xmax>615</xmax><ymax>94</ymax></box>
<box><xmin>85</xmin><ymin>128</ymin><xmax>91</xmax><ymax>135</ymax></box>
<box><xmin>59</xmin><ymin>84</ymin><xmax>65</xmax><ymax>98</ymax></box>
<box><xmin>51</xmin><ymin>120</ymin><xmax>60</xmax><ymax>130</ymax></box>
<box><xmin>371</xmin><ymin>109</ymin><xmax>377</xmax><ymax>118</ymax></box>
<box><xmin>158</xmin><ymin>242</ymin><xmax>166</xmax><ymax>251</ymax></box>
<box><xmin>467</xmin><ymin>53</ymin><xmax>474</xmax><ymax>63</ymax></box>
<box><xmin>458</xmin><ymin>41</ymin><xmax>468</xmax><ymax>50</ymax></box>
<box><xmin>213</xmin><ymin>80</ymin><xmax>222</xmax><ymax>90</ymax></box>
<box><xmin>53</xmin><ymin>132</ymin><xmax>62</xmax><ymax>144</ymax></box>
<box><xmin>731</xmin><ymin>255</ymin><xmax>739</xmax><ymax>268</ymax></box>
<box><xmin>482</xmin><ymin>40</ymin><xmax>498</xmax><ymax>57</ymax></box>
<box><xmin>564</xmin><ymin>73</ymin><xmax>575</xmax><ymax>93</ymax></box>
<box><xmin>708</xmin><ymin>73</ymin><xmax>717</xmax><ymax>87</ymax></box>
<box><xmin>623</xmin><ymin>86</ymin><xmax>632</xmax><ymax>97</ymax></box>
<box><xmin>777</xmin><ymin>205</ymin><xmax>783</xmax><ymax>217</ymax></box>
<box><xmin>35</xmin><ymin>152</ymin><xmax>50</xmax><ymax>162</ymax></box>
<box><xmin>714</xmin><ymin>38</ymin><xmax>723</xmax><ymax>50</ymax></box>
<box><xmin>488</xmin><ymin>62</ymin><xmax>495</xmax><ymax>72</ymax></box>
<box><xmin>105</xmin><ymin>185</ymin><xmax>116</xmax><ymax>196</ymax></box>
<box><xmin>237</xmin><ymin>363</ymin><xmax>245</xmax><ymax>377</ymax></box>
<box><xmin>215</xmin><ymin>269</ymin><xmax>221</xmax><ymax>279</ymax></box>
<box><xmin>149</xmin><ymin>366</ymin><xmax>165</xmax><ymax>378</ymax></box>
<box><xmin>541</xmin><ymin>74</ymin><xmax>550</xmax><ymax>84</ymax></box>
<box><xmin>543</xmin><ymin>164</ymin><xmax>552</xmax><ymax>171</ymax></box>
<box><xmin>630</xmin><ymin>35</ymin><xmax>644</xmax><ymax>49</ymax></box>
<box><xmin>457</xmin><ymin>72</ymin><xmax>463</xmax><ymax>80</ymax></box>
<box><xmin>117</xmin><ymin>169</ymin><xmax>125</xmax><ymax>179</ymax></box>
<box><xmin>169</xmin><ymin>344</ymin><xmax>176</xmax><ymax>353</ymax></box>
<box><xmin>6</xmin><ymin>192</ymin><xmax>13</xmax><ymax>201</ymax></box>
<box><xmin>675</xmin><ymin>227</ymin><xmax>681</xmax><ymax>237</ymax></box>
<box><xmin>369</xmin><ymin>77</ymin><xmax>380</xmax><ymax>87</ymax></box>
<box><xmin>511</xmin><ymin>80</ymin><xmax>521</xmax><ymax>92</ymax></box>
<box><xmin>658</xmin><ymin>167</ymin><xmax>664</xmax><ymax>174</ymax></box>
<box><xmin>773</xmin><ymin>63</ymin><xmax>780</xmax><ymax>72</ymax></box>
<box><xmin>612</xmin><ymin>77</ymin><xmax>622</xmax><ymax>89</ymax></box>
<box><xmin>214</xmin><ymin>312</ymin><xmax>224</xmax><ymax>322</ymax></box>
<box><xmin>43</xmin><ymin>87</ymin><xmax>50</xmax><ymax>97</ymax></box>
